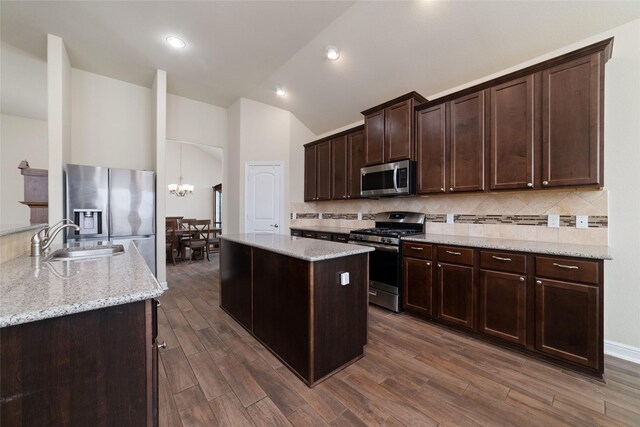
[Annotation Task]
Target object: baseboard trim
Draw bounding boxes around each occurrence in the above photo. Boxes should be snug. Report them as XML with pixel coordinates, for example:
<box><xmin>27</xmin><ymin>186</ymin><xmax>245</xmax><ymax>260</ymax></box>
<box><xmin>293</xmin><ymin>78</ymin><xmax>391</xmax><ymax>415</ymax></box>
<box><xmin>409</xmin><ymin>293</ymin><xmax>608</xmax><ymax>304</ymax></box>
<box><xmin>604</xmin><ymin>340</ymin><xmax>640</xmax><ymax>365</ymax></box>
<box><xmin>160</xmin><ymin>281</ymin><xmax>168</xmax><ymax>290</ymax></box>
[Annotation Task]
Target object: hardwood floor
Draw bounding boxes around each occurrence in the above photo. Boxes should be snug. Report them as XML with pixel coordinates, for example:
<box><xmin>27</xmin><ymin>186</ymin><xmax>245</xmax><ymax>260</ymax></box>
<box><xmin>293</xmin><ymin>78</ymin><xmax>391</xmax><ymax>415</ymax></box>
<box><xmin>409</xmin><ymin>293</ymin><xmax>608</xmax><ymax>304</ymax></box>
<box><xmin>159</xmin><ymin>255</ymin><xmax>640</xmax><ymax>426</ymax></box>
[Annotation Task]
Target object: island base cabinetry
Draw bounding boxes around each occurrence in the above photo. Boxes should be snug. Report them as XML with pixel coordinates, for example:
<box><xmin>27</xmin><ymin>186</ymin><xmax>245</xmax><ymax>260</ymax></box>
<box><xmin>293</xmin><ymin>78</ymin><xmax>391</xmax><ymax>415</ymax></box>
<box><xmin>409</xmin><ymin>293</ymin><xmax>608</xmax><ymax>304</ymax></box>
<box><xmin>403</xmin><ymin>243</ymin><xmax>604</xmax><ymax>377</ymax></box>
<box><xmin>220</xmin><ymin>239</ymin><xmax>368</xmax><ymax>386</ymax></box>
<box><xmin>0</xmin><ymin>300</ymin><xmax>158</xmax><ymax>426</ymax></box>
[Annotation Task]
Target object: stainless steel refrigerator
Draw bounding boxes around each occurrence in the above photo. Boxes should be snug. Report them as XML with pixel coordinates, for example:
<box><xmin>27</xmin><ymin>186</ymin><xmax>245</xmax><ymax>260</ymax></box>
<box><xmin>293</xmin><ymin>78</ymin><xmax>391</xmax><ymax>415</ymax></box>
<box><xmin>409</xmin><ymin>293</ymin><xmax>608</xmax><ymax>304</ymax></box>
<box><xmin>64</xmin><ymin>164</ymin><xmax>156</xmax><ymax>274</ymax></box>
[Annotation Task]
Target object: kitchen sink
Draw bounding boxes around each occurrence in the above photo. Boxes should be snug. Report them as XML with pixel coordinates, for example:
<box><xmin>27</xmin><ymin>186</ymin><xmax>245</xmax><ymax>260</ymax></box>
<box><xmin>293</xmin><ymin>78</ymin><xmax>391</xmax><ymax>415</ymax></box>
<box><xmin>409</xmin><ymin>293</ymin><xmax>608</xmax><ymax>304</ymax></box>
<box><xmin>46</xmin><ymin>244</ymin><xmax>125</xmax><ymax>261</ymax></box>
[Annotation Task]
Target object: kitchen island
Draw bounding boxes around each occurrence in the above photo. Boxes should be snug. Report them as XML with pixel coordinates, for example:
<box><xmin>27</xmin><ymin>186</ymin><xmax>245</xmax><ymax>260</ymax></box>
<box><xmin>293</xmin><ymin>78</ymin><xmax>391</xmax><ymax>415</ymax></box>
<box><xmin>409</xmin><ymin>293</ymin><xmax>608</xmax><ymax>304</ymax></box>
<box><xmin>0</xmin><ymin>241</ymin><xmax>163</xmax><ymax>426</ymax></box>
<box><xmin>220</xmin><ymin>234</ymin><xmax>373</xmax><ymax>387</ymax></box>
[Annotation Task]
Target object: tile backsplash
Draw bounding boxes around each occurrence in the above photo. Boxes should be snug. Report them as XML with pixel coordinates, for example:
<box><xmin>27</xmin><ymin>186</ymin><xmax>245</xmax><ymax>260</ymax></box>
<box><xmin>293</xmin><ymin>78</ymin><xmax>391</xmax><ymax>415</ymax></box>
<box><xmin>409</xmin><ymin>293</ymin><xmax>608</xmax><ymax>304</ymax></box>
<box><xmin>290</xmin><ymin>189</ymin><xmax>608</xmax><ymax>245</ymax></box>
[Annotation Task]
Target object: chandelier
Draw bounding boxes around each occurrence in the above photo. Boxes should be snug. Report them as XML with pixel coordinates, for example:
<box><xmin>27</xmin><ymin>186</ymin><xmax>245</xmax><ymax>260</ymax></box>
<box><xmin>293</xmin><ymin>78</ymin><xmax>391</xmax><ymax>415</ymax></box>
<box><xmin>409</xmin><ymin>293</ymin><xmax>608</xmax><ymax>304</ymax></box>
<box><xmin>168</xmin><ymin>143</ymin><xmax>194</xmax><ymax>197</ymax></box>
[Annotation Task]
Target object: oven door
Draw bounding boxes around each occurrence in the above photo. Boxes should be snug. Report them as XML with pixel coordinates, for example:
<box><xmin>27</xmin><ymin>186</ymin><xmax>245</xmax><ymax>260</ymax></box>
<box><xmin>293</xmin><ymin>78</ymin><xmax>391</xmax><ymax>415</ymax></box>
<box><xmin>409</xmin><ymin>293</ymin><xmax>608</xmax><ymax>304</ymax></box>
<box><xmin>351</xmin><ymin>241</ymin><xmax>401</xmax><ymax>312</ymax></box>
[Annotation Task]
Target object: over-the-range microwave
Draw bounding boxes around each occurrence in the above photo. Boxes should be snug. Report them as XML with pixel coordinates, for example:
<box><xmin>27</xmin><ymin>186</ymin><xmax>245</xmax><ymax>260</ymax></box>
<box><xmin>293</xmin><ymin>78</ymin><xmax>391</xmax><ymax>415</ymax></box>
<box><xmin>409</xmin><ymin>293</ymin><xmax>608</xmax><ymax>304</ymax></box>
<box><xmin>360</xmin><ymin>160</ymin><xmax>416</xmax><ymax>197</ymax></box>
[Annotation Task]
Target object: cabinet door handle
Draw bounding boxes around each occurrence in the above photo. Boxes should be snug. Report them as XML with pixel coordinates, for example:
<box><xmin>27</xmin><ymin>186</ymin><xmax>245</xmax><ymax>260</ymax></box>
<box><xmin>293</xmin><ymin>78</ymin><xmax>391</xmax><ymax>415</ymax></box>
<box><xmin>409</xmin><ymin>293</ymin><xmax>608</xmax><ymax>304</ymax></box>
<box><xmin>519</xmin><ymin>277</ymin><xmax>525</xmax><ymax>282</ymax></box>
<box><xmin>527</xmin><ymin>183</ymin><xmax>533</xmax><ymax>188</ymax></box>
<box><xmin>553</xmin><ymin>263</ymin><xmax>579</xmax><ymax>270</ymax></box>
<box><xmin>440</xmin><ymin>187</ymin><xmax>445</xmax><ymax>192</ymax></box>
<box><xmin>156</xmin><ymin>300</ymin><xmax>162</xmax><ymax>307</ymax></box>
<box><xmin>410</xmin><ymin>246</ymin><xmax>423</xmax><ymax>251</ymax></box>
<box><xmin>426</xmin><ymin>262</ymin><xmax>431</xmax><ymax>266</ymax></box>
<box><xmin>536</xmin><ymin>280</ymin><xmax>542</xmax><ymax>285</ymax></box>
<box><xmin>542</xmin><ymin>181</ymin><xmax>549</xmax><ymax>186</ymax></box>
<box><xmin>492</xmin><ymin>255</ymin><xmax>511</xmax><ymax>262</ymax></box>
<box><xmin>369</xmin><ymin>290</ymin><xmax>378</xmax><ymax>296</ymax></box>
<box><xmin>437</xmin><ymin>263</ymin><xmax>442</xmax><ymax>268</ymax></box>
<box><xmin>158</xmin><ymin>341</ymin><xmax>167</xmax><ymax>349</ymax></box>
<box><xmin>446</xmin><ymin>250</ymin><xmax>461</xmax><ymax>255</ymax></box>
<box><xmin>449</xmin><ymin>187</ymin><xmax>454</xmax><ymax>191</ymax></box>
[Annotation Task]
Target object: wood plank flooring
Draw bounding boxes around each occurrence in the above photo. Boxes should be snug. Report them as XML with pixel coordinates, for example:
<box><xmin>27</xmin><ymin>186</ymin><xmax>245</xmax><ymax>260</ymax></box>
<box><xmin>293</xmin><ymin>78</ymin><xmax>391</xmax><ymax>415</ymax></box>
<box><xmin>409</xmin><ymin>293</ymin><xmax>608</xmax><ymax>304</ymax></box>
<box><xmin>159</xmin><ymin>255</ymin><xmax>640</xmax><ymax>426</ymax></box>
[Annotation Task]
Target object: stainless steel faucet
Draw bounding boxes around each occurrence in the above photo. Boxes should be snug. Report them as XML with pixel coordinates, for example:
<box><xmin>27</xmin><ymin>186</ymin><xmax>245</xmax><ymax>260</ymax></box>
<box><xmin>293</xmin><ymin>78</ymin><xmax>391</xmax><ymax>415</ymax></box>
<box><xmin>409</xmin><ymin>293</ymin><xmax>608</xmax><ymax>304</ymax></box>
<box><xmin>31</xmin><ymin>219</ymin><xmax>80</xmax><ymax>257</ymax></box>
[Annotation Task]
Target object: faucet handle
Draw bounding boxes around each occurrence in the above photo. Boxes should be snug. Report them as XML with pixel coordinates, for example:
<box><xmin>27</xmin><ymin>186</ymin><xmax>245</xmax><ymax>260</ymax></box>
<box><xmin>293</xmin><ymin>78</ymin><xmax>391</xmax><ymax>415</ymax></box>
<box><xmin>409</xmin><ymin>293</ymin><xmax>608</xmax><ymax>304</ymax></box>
<box><xmin>45</xmin><ymin>219</ymin><xmax>75</xmax><ymax>238</ymax></box>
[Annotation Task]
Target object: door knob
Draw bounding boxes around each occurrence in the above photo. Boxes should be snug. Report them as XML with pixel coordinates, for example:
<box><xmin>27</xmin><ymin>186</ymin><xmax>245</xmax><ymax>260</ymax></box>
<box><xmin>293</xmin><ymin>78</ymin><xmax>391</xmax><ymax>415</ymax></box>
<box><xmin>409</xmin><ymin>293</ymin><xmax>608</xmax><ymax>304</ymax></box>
<box><xmin>270</xmin><ymin>224</ymin><xmax>279</xmax><ymax>228</ymax></box>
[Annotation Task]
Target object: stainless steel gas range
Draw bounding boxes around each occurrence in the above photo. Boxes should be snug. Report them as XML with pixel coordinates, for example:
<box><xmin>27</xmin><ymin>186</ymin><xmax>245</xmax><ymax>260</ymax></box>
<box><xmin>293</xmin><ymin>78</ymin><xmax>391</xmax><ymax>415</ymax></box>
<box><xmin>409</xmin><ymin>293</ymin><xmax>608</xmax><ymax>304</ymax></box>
<box><xmin>349</xmin><ymin>212</ymin><xmax>426</xmax><ymax>312</ymax></box>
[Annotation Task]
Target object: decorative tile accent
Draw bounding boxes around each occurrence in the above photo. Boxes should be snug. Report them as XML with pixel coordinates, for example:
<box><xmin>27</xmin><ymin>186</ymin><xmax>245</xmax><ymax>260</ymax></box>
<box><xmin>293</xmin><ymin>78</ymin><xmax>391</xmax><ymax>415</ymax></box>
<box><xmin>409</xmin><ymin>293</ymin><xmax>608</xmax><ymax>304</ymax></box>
<box><xmin>319</xmin><ymin>213</ymin><xmax>358</xmax><ymax>220</ymax></box>
<box><xmin>296</xmin><ymin>213</ymin><xmax>319</xmax><ymax>219</ymax></box>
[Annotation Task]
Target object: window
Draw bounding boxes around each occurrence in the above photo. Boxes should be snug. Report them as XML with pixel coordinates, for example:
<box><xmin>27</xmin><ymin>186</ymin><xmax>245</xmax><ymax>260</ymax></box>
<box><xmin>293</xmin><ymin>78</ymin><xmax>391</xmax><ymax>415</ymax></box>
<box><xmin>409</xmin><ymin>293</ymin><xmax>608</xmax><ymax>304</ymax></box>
<box><xmin>213</xmin><ymin>183</ymin><xmax>222</xmax><ymax>228</ymax></box>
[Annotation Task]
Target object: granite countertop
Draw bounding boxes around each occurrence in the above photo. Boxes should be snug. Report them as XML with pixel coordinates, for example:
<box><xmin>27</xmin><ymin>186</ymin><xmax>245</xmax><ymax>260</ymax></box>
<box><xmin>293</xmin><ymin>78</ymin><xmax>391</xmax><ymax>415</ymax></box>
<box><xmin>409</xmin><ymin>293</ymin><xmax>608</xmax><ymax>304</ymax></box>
<box><xmin>0</xmin><ymin>241</ymin><xmax>163</xmax><ymax>327</ymax></box>
<box><xmin>221</xmin><ymin>233</ymin><xmax>373</xmax><ymax>261</ymax></box>
<box><xmin>402</xmin><ymin>233</ymin><xmax>612</xmax><ymax>260</ymax></box>
<box><xmin>290</xmin><ymin>225</ymin><xmax>355</xmax><ymax>234</ymax></box>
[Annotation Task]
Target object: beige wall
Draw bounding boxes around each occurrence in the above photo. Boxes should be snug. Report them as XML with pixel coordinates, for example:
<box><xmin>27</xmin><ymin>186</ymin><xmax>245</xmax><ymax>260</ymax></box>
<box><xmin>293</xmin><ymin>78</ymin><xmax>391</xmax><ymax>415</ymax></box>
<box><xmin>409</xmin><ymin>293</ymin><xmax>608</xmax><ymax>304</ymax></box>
<box><xmin>71</xmin><ymin>69</ymin><xmax>153</xmax><ymax>171</ymax></box>
<box><xmin>0</xmin><ymin>114</ymin><xmax>48</xmax><ymax>227</ymax></box>
<box><xmin>223</xmin><ymin>100</ymin><xmax>241</xmax><ymax>235</ymax></box>
<box><xmin>167</xmin><ymin>94</ymin><xmax>227</xmax><ymax>148</ymax></box>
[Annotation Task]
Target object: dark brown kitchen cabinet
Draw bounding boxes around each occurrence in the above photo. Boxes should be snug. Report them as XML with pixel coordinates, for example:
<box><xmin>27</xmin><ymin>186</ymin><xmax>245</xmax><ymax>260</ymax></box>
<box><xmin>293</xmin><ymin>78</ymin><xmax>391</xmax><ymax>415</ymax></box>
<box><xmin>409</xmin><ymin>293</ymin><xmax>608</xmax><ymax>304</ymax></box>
<box><xmin>347</xmin><ymin>130</ymin><xmax>364</xmax><ymax>199</ymax></box>
<box><xmin>362</xmin><ymin>92</ymin><xmax>427</xmax><ymax>166</ymax></box>
<box><xmin>535</xmin><ymin>278</ymin><xmax>600</xmax><ymax>369</ymax></box>
<box><xmin>479</xmin><ymin>270</ymin><xmax>527</xmax><ymax>346</ymax></box>
<box><xmin>403</xmin><ymin>256</ymin><xmax>433</xmax><ymax>316</ymax></box>
<box><xmin>436</xmin><ymin>255</ymin><xmax>474</xmax><ymax>330</ymax></box>
<box><xmin>416</xmin><ymin>103</ymin><xmax>447</xmax><ymax>194</ymax></box>
<box><xmin>1</xmin><ymin>300</ymin><xmax>157</xmax><ymax>426</ymax></box>
<box><xmin>332</xmin><ymin>233</ymin><xmax>350</xmax><ymax>243</ymax></box>
<box><xmin>490</xmin><ymin>74</ymin><xmax>537</xmax><ymax>190</ymax></box>
<box><xmin>316</xmin><ymin>140</ymin><xmax>332</xmax><ymax>200</ymax></box>
<box><xmin>332</xmin><ymin>135</ymin><xmax>348</xmax><ymax>200</ymax></box>
<box><xmin>449</xmin><ymin>90</ymin><xmax>486</xmax><ymax>192</ymax></box>
<box><xmin>542</xmin><ymin>53</ymin><xmax>604</xmax><ymax>188</ymax></box>
<box><xmin>220</xmin><ymin>239</ymin><xmax>253</xmax><ymax>330</ymax></box>
<box><xmin>304</xmin><ymin>145</ymin><xmax>317</xmax><ymax>201</ymax></box>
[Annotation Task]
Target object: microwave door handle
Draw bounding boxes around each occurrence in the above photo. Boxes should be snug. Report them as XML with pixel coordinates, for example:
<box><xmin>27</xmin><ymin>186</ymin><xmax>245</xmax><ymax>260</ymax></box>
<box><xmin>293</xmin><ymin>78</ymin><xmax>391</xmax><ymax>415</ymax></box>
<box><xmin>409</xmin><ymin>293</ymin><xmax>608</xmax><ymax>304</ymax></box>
<box><xmin>393</xmin><ymin>165</ymin><xmax>399</xmax><ymax>192</ymax></box>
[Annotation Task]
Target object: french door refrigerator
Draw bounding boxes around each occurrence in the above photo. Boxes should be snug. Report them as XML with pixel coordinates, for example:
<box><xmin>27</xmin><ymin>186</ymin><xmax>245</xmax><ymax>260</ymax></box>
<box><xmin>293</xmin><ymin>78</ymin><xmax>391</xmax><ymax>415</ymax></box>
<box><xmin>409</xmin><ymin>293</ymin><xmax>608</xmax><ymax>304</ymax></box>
<box><xmin>65</xmin><ymin>164</ymin><xmax>156</xmax><ymax>275</ymax></box>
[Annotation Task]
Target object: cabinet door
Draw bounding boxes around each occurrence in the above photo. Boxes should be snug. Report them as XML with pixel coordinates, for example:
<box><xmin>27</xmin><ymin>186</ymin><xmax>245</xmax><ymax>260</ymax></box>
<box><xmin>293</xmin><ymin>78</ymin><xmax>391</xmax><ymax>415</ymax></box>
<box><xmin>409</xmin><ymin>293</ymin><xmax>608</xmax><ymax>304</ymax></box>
<box><xmin>479</xmin><ymin>270</ymin><xmax>526</xmax><ymax>345</ymax></box>
<box><xmin>542</xmin><ymin>53</ymin><xmax>602</xmax><ymax>187</ymax></box>
<box><xmin>490</xmin><ymin>75</ymin><xmax>536</xmax><ymax>190</ymax></box>
<box><xmin>403</xmin><ymin>257</ymin><xmax>433</xmax><ymax>316</ymax></box>
<box><xmin>331</xmin><ymin>136</ymin><xmax>348</xmax><ymax>200</ymax></box>
<box><xmin>416</xmin><ymin>104</ymin><xmax>447</xmax><ymax>194</ymax></box>
<box><xmin>364</xmin><ymin>110</ymin><xmax>385</xmax><ymax>166</ymax></box>
<box><xmin>304</xmin><ymin>145</ymin><xmax>317</xmax><ymax>201</ymax></box>
<box><xmin>436</xmin><ymin>262</ymin><xmax>474</xmax><ymax>329</ymax></box>
<box><xmin>347</xmin><ymin>130</ymin><xmax>364</xmax><ymax>199</ymax></box>
<box><xmin>316</xmin><ymin>140</ymin><xmax>332</xmax><ymax>200</ymax></box>
<box><xmin>450</xmin><ymin>91</ymin><xmax>486</xmax><ymax>192</ymax></box>
<box><xmin>535</xmin><ymin>278</ymin><xmax>599</xmax><ymax>369</ymax></box>
<box><xmin>220</xmin><ymin>240</ymin><xmax>253</xmax><ymax>330</ymax></box>
<box><xmin>385</xmin><ymin>99</ymin><xmax>412</xmax><ymax>162</ymax></box>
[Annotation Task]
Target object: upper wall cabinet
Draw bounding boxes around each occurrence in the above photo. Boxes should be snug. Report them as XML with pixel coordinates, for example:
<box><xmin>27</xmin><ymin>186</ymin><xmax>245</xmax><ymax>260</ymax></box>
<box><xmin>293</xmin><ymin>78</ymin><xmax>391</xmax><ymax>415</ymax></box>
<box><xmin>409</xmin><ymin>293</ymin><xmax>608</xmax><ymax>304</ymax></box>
<box><xmin>416</xmin><ymin>37</ymin><xmax>612</xmax><ymax>195</ymax></box>
<box><xmin>362</xmin><ymin>92</ymin><xmax>427</xmax><ymax>166</ymax></box>
<box><xmin>304</xmin><ymin>126</ymin><xmax>365</xmax><ymax>202</ymax></box>
<box><xmin>542</xmin><ymin>53</ymin><xmax>603</xmax><ymax>187</ymax></box>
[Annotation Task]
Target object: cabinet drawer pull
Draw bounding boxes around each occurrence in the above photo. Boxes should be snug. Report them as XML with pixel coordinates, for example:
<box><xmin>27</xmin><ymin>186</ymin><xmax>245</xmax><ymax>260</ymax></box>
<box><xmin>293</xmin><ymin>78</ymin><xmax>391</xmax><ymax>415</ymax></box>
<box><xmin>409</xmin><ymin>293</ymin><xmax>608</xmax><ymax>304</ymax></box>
<box><xmin>446</xmin><ymin>250</ymin><xmax>461</xmax><ymax>255</ymax></box>
<box><xmin>492</xmin><ymin>256</ymin><xmax>512</xmax><ymax>262</ymax></box>
<box><xmin>410</xmin><ymin>246</ymin><xmax>423</xmax><ymax>251</ymax></box>
<box><xmin>553</xmin><ymin>263</ymin><xmax>579</xmax><ymax>270</ymax></box>
<box><xmin>368</xmin><ymin>290</ymin><xmax>378</xmax><ymax>296</ymax></box>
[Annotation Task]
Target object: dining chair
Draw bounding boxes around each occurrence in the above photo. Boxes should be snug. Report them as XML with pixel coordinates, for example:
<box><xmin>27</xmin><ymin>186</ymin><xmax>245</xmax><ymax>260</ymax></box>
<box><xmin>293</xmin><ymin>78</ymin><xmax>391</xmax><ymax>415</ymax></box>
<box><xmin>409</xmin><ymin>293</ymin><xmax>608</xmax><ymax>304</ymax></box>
<box><xmin>183</xmin><ymin>220</ymin><xmax>210</xmax><ymax>261</ymax></box>
<box><xmin>165</xmin><ymin>220</ymin><xmax>179</xmax><ymax>265</ymax></box>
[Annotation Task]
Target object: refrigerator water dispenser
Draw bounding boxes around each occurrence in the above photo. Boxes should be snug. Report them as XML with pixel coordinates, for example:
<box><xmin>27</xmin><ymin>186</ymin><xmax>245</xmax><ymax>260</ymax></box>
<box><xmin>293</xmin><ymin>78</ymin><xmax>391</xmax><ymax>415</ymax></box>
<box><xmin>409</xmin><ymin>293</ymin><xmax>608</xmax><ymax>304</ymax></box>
<box><xmin>73</xmin><ymin>209</ymin><xmax>102</xmax><ymax>235</ymax></box>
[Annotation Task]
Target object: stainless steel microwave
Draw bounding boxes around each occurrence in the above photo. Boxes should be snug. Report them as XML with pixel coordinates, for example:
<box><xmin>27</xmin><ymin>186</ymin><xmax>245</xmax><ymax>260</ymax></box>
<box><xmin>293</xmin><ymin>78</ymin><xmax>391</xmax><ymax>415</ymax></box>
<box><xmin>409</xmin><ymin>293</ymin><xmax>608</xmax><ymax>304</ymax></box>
<box><xmin>360</xmin><ymin>160</ymin><xmax>416</xmax><ymax>197</ymax></box>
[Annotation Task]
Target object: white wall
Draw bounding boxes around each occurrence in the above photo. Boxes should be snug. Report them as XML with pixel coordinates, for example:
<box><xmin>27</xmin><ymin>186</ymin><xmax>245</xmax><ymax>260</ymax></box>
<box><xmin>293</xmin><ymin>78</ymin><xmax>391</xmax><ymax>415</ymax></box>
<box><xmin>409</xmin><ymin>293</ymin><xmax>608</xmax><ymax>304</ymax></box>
<box><xmin>71</xmin><ymin>69</ymin><xmax>153</xmax><ymax>171</ymax></box>
<box><xmin>165</xmin><ymin>142</ymin><xmax>222</xmax><ymax>221</ymax></box>
<box><xmin>223</xmin><ymin>100</ymin><xmax>241</xmax><ymax>234</ymax></box>
<box><xmin>0</xmin><ymin>114</ymin><xmax>48</xmax><ymax>226</ymax></box>
<box><xmin>167</xmin><ymin>94</ymin><xmax>227</xmax><ymax>148</ymax></box>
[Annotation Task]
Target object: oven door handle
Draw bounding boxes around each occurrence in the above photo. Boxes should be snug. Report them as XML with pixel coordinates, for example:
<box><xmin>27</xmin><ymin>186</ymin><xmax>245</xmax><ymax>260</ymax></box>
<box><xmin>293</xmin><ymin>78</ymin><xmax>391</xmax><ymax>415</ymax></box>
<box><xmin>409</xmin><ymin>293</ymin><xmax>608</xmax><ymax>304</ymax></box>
<box><xmin>349</xmin><ymin>240</ymin><xmax>399</xmax><ymax>253</ymax></box>
<box><xmin>393</xmin><ymin>164</ymin><xmax>399</xmax><ymax>192</ymax></box>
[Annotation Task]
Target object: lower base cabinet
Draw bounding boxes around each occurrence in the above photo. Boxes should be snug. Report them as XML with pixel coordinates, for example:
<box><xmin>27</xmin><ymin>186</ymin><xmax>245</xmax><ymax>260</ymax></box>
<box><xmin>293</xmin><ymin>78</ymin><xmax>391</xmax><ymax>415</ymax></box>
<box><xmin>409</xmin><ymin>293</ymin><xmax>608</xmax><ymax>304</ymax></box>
<box><xmin>403</xmin><ymin>244</ymin><xmax>605</xmax><ymax>377</ymax></box>
<box><xmin>1</xmin><ymin>300</ymin><xmax>158</xmax><ymax>426</ymax></box>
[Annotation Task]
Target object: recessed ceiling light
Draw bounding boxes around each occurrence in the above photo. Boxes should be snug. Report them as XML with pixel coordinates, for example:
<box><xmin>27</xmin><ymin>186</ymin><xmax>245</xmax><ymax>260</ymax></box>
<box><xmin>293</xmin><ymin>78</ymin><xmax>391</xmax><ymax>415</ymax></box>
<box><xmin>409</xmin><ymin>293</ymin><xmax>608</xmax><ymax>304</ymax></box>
<box><xmin>325</xmin><ymin>45</ymin><xmax>340</xmax><ymax>61</ymax></box>
<box><xmin>166</xmin><ymin>36</ymin><xmax>186</xmax><ymax>49</ymax></box>
<box><xmin>275</xmin><ymin>86</ymin><xmax>286</xmax><ymax>97</ymax></box>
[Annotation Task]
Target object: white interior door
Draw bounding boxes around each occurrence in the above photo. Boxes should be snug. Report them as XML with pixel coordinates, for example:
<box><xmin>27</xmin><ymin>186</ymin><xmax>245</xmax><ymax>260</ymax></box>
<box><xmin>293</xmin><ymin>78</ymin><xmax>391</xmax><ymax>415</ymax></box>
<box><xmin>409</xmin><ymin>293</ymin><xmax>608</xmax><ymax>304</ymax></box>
<box><xmin>245</xmin><ymin>162</ymin><xmax>283</xmax><ymax>234</ymax></box>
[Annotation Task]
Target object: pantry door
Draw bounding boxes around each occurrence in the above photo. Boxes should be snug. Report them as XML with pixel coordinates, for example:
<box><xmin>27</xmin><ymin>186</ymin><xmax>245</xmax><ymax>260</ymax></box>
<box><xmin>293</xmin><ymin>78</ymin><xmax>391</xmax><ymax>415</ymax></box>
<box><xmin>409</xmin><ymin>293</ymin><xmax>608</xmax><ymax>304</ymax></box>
<box><xmin>245</xmin><ymin>162</ymin><xmax>283</xmax><ymax>234</ymax></box>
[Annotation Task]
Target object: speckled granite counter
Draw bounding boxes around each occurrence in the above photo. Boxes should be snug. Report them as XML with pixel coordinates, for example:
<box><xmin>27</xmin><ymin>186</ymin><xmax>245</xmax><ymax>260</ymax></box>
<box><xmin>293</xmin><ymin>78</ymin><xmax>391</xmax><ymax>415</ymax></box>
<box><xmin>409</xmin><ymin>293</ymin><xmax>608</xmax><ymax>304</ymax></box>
<box><xmin>289</xmin><ymin>225</ymin><xmax>354</xmax><ymax>235</ymax></box>
<box><xmin>0</xmin><ymin>241</ymin><xmax>163</xmax><ymax>327</ymax></box>
<box><xmin>221</xmin><ymin>233</ymin><xmax>373</xmax><ymax>261</ymax></box>
<box><xmin>402</xmin><ymin>233</ymin><xmax>611</xmax><ymax>260</ymax></box>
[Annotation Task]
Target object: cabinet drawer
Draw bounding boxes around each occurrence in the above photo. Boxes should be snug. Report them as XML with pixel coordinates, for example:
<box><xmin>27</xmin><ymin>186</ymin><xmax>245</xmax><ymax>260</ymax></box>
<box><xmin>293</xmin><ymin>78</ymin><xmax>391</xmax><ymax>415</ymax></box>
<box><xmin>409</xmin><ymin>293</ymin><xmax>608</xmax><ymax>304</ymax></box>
<box><xmin>333</xmin><ymin>233</ymin><xmax>350</xmax><ymax>243</ymax></box>
<box><xmin>317</xmin><ymin>232</ymin><xmax>332</xmax><ymax>241</ymax></box>
<box><xmin>437</xmin><ymin>245</ymin><xmax>474</xmax><ymax>266</ymax></box>
<box><xmin>302</xmin><ymin>231</ymin><xmax>317</xmax><ymax>239</ymax></box>
<box><xmin>291</xmin><ymin>229</ymin><xmax>302</xmax><ymax>237</ymax></box>
<box><xmin>480</xmin><ymin>251</ymin><xmax>526</xmax><ymax>274</ymax></box>
<box><xmin>402</xmin><ymin>242</ymin><xmax>433</xmax><ymax>259</ymax></box>
<box><xmin>535</xmin><ymin>256</ymin><xmax>600</xmax><ymax>285</ymax></box>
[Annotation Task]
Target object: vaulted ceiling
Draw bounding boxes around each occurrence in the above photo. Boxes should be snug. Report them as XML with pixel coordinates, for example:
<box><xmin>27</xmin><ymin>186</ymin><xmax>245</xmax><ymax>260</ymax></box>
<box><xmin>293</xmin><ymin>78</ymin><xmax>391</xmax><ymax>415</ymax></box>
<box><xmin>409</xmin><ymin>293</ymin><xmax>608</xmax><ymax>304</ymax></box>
<box><xmin>2</xmin><ymin>1</ymin><xmax>639</xmax><ymax>134</ymax></box>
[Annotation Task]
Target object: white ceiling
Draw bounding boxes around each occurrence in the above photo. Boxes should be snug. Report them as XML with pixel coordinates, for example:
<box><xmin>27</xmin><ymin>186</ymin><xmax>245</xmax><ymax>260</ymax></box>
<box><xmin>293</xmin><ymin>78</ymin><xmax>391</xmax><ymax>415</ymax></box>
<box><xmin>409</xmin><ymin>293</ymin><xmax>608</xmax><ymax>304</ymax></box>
<box><xmin>1</xmin><ymin>1</ymin><xmax>639</xmax><ymax>134</ymax></box>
